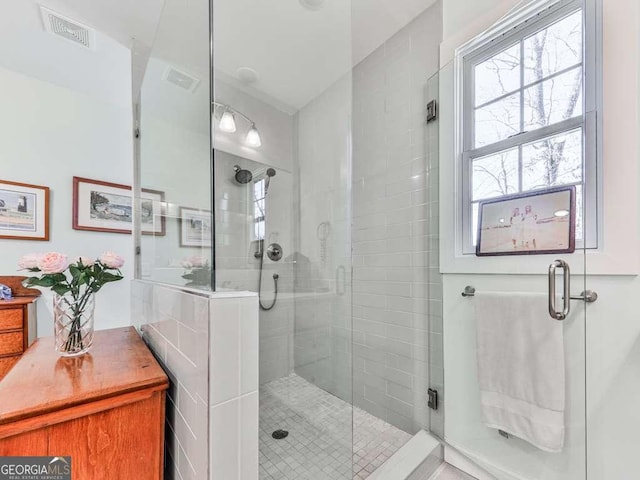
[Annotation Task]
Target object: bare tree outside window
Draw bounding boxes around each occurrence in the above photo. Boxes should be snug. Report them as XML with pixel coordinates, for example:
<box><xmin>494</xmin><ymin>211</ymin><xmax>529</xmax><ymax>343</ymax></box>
<box><xmin>468</xmin><ymin>9</ymin><xmax>586</xmax><ymax>242</ymax></box>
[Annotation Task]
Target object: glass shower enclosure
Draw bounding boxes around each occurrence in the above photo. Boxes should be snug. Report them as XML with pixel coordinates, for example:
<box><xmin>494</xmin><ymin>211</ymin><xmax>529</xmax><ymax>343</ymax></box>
<box><xmin>210</xmin><ymin>0</ymin><xmax>447</xmax><ymax>477</ymax></box>
<box><xmin>212</xmin><ymin>0</ymin><xmax>355</xmax><ymax>477</ymax></box>
<box><xmin>134</xmin><ymin>0</ymin><xmax>474</xmax><ymax>478</ymax></box>
<box><xmin>135</xmin><ymin>0</ymin><xmax>597</xmax><ymax>478</ymax></box>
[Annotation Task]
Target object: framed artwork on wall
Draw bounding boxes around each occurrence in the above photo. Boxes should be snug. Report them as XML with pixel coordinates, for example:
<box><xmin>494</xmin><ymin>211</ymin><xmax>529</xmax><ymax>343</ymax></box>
<box><xmin>180</xmin><ymin>207</ymin><xmax>212</xmax><ymax>247</ymax></box>
<box><xmin>0</xmin><ymin>179</ymin><xmax>50</xmax><ymax>241</ymax></box>
<box><xmin>476</xmin><ymin>185</ymin><xmax>576</xmax><ymax>256</ymax></box>
<box><xmin>73</xmin><ymin>177</ymin><xmax>165</xmax><ymax>236</ymax></box>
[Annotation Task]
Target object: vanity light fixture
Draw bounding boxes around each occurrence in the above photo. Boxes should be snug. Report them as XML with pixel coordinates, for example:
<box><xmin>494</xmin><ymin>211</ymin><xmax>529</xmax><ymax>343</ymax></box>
<box><xmin>218</xmin><ymin>109</ymin><xmax>237</xmax><ymax>133</ymax></box>
<box><xmin>212</xmin><ymin>102</ymin><xmax>262</xmax><ymax>148</ymax></box>
<box><xmin>246</xmin><ymin>124</ymin><xmax>262</xmax><ymax>148</ymax></box>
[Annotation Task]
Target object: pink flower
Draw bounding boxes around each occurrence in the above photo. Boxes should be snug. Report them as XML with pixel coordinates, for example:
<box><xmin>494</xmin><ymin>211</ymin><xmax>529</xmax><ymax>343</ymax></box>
<box><xmin>100</xmin><ymin>251</ymin><xmax>124</xmax><ymax>269</ymax></box>
<box><xmin>38</xmin><ymin>252</ymin><xmax>69</xmax><ymax>274</ymax></box>
<box><xmin>75</xmin><ymin>256</ymin><xmax>95</xmax><ymax>267</ymax></box>
<box><xmin>182</xmin><ymin>255</ymin><xmax>205</xmax><ymax>269</ymax></box>
<box><xmin>18</xmin><ymin>253</ymin><xmax>43</xmax><ymax>270</ymax></box>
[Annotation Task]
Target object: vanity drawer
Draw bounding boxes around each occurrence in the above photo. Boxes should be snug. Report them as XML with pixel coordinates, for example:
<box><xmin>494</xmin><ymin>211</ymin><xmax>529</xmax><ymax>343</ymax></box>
<box><xmin>0</xmin><ymin>308</ymin><xmax>23</xmax><ymax>331</ymax></box>
<box><xmin>0</xmin><ymin>331</ymin><xmax>23</xmax><ymax>356</ymax></box>
<box><xmin>0</xmin><ymin>355</ymin><xmax>19</xmax><ymax>380</ymax></box>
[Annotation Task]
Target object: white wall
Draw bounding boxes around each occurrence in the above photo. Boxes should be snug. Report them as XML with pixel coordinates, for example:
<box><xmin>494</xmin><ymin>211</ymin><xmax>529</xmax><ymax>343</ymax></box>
<box><xmin>439</xmin><ymin>0</ymin><xmax>640</xmax><ymax>479</ymax></box>
<box><xmin>0</xmin><ymin>65</ymin><xmax>133</xmax><ymax>337</ymax></box>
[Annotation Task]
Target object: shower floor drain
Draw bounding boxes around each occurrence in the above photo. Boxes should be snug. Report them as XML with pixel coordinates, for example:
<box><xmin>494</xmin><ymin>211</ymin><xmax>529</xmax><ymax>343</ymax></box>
<box><xmin>272</xmin><ymin>429</ymin><xmax>289</xmax><ymax>440</ymax></box>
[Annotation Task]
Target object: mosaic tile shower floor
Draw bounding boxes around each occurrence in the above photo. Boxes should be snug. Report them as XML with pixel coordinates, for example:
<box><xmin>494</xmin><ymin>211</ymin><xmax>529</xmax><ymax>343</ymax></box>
<box><xmin>259</xmin><ymin>374</ymin><xmax>412</xmax><ymax>480</ymax></box>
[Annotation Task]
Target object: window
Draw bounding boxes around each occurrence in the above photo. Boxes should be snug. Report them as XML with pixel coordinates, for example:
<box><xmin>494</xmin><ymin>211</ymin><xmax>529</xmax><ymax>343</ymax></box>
<box><xmin>253</xmin><ymin>179</ymin><xmax>266</xmax><ymax>241</ymax></box>
<box><xmin>460</xmin><ymin>0</ymin><xmax>600</xmax><ymax>253</ymax></box>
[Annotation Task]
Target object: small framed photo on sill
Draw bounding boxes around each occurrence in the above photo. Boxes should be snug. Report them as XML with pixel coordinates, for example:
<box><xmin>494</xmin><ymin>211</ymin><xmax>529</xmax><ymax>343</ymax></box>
<box><xmin>0</xmin><ymin>179</ymin><xmax>50</xmax><ymax>241</ymax></box>
<box><xmin>73</xmin><ymin>177</ymin><xmax>165</xmax><ymax>236</ymax></box>
<box><xmin>180</xmin><ymin>207</ymin><xmax>212</xmax><ymax>247</ymax></box>
<box><xmin>476</xmin><ymin>185</ymin><xmax>576</xmax><ymax>256</ymax></box>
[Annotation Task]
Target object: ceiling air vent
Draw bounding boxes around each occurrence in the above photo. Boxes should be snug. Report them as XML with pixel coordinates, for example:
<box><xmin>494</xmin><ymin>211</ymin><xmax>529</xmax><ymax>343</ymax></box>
<box><xmin>162</xmin><ymin>66</ymin><xmax>201</xmax><ymax>93</ymax></box>
<box><xmin>40</xmin><ymin>6</ymin><xmax>94</xmax><ymax>50</ymax></box>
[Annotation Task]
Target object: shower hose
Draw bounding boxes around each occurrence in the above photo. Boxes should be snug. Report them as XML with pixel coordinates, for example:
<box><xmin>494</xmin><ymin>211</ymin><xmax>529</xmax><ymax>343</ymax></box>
<box><xmin>258</xmin><ymin>248</ymin><xmax>278</xmax><ymax>311</ymax></box>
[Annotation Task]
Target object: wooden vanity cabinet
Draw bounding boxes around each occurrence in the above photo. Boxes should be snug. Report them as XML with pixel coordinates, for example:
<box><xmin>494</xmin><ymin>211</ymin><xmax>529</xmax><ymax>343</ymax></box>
<box><xmin>0</xmin><ymin>276</ymin><xmax>40</xmax><ymax>380</ymax></box>
<box><xmin>0</xmin><ymin>327</ymin><xmax>169</xmax><ymax>480</ymax></box>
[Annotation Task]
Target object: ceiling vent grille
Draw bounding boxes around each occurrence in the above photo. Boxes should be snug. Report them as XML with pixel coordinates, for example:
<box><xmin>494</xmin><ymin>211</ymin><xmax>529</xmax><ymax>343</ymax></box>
<box><xmin>162</xmin><ymin>66</ymin><xmax>201</xmax><ymax>93</ymax></box>
<box><xmin>40</xmin><ymin>6</ymin><xmax>94</xmax><ymax>49</ymax></box>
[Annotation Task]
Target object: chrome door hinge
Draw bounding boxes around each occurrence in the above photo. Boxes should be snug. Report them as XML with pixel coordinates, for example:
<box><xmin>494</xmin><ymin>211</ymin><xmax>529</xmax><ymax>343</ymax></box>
<box><xmin>427</xmin><ymin>388</ymin><xmax>438</xmax><ymax>410</ymax></box>
<box><xmin>426</xmin><ymin>100</ymin><xmax>437</xmax><ymax>124</ymax></box>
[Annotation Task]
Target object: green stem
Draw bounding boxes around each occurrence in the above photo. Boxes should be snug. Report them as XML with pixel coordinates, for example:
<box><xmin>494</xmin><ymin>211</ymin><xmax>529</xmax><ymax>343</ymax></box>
<box><xmin>60</xmin><ymin>283</ymin><xmax>94</xmax><ymax>353</ymax></box>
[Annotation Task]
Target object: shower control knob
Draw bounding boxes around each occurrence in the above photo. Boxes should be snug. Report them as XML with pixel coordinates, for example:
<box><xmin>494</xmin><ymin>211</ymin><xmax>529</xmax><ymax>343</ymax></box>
<box><xmin>266</xmin><ymin>243</ymin><xmax>283</xmax><ymax>262</ymax></box>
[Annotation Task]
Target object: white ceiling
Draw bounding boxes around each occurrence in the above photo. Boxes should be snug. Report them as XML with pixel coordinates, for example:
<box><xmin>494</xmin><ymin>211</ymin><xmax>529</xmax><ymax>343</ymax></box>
<box><xmin>0</xmin><ymin>0</ymin><xmax>153</xmax><ymax>106</ymax></box>
<box><xmin>1</xmin><ymin>0</ymin><xmax>438</xmax><ymax>112</ymax></box>
<box><xmin>33</xmin><ymin>0</ymin><xmax>163</xmax><ymax>49</ymax></box>
<box><xmin>214</xmin><ymin>0</ymin><xmax>439</xmax><ymax>110</ymax></box>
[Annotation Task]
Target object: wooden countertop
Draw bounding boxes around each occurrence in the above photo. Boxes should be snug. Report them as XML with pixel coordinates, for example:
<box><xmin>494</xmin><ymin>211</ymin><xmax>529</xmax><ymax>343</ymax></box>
<box><xmin>0</xmin><ymin>297</ymin><xmax>38</xmax><ymax>307</ymax></box>
<box><xmin>0</xmin><ymin>326</ymin><xmax>168</xmax><ymax>425</ymax></box>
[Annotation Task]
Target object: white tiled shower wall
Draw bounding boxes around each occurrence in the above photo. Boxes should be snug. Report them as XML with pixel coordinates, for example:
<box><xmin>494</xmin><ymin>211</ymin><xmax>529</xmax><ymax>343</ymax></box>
<box><xmin>351</xmin><ymin>2</ymin><xmax>443</xmax><ymax>435</ymax></box>
<box><xmin>208</xmin><ymin>292</ymin><xmax>259</xmax><ymax>480</ymax></box>
<box><xmin>213</xmin><ymin>150</ymin><xmax>295</xmax><ymax>384</ymax></box>
<box><xmin>132</xmin><ymin>280</ymin><xmax>259</xmax><ymax>480</ymax></box>
<box><xmin>132</xmin><ymin>280</ymin><xmax>209</xmax><ymax>480</ymax></box>
<box><xmin>295</xmin><ymin>73</ymin><xmax>353</xmax><ymax>403</ymax></box>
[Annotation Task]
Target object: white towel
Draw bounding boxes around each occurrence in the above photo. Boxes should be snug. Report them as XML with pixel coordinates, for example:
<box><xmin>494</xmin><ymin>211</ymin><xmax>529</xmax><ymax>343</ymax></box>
<box><xmin>475</xmin><ymin>292</ymin><xmax>565</xmax><ymax>453</ymax></box>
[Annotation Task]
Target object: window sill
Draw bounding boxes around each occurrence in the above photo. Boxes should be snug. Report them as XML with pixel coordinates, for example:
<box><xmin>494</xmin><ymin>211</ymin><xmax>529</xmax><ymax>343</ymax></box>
<box><xmin>440</xmin><ymin>248</ymin><xmax>639</xmax><ymax>276</ymax></box>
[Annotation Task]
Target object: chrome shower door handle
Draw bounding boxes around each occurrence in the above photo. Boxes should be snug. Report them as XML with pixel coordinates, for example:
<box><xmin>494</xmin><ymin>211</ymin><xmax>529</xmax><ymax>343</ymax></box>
<box><xmin>548</xmin><ymin>259</ymin><xmax>570</xmax><ymax>321</ymax></box>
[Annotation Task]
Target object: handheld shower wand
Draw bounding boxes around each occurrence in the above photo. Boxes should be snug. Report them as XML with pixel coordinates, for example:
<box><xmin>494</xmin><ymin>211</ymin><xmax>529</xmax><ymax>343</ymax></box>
<box><xmin>256</xmin><ymin>167</ymin><xmax>278</xmax><ymax>311</ymax></box>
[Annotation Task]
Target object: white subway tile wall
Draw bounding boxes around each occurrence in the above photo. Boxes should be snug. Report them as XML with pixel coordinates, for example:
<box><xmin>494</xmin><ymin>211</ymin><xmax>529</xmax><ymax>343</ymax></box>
<box><xmin>132</xmin><ymin>280</ymin><xmax>260</xmax><ymax>480</ymax></box>
<box><xmin>209</xmin><ymin>294</ymin><xmax>259</xmax><ymax>480</ymax></box>
<box><xmin>295</xmin><ymin>70</ymin><xmax>353</xmax><ymax>404</ymax></box>
<box><xmin>132</xmin><ymin>280</ymin><xmax>210</xmax><ymax>479</ymax></box>
<box><xmin>351</xmin><ymin>3</ymin><xmax>443</xmax><ymax>435</ymax></box>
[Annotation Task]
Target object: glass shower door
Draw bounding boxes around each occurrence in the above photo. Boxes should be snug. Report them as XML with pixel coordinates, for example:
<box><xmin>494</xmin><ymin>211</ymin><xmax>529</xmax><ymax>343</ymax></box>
<box><xmin>436</xmin><ymin>37</ymin><xmax>592</xmax><ymax>477</ymax></box>
<box><xmin>211</xmin><ymin>0</ymin><xmax>354</xmax><ymax>478</ymax></box>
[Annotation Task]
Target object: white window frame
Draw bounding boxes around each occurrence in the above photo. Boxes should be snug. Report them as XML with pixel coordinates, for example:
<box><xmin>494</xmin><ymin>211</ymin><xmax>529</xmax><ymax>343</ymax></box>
<box><xmin>253</xmin><ymin>178</ymin><xmax>266</xmax><ymax>242</ymax></box>
<box><xmin>456</xmin><ymin>0</ymin><xmax>602</xmax><ymax>255</ymax></box>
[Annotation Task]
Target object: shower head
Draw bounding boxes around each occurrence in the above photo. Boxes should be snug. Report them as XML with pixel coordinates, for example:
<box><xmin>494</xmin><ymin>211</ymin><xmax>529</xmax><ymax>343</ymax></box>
<box><xmin>264</xmin><ymin>168</ymin><xmax>276</xmax><ymax>195</ymax></box>
<box><xmin>233</xmin><ymin>165</ymin><xmax>253</xmax><ymax>184</ymax></box>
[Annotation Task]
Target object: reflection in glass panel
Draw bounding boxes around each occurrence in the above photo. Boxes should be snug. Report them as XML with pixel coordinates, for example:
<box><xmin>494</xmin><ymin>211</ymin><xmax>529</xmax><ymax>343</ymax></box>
<box><xmin>524</xmin><ymin>67</ymin><xmax>583</xmax><ymax>130</ymax></box>
<box><xmin>524</xmin><ymin>9</ymin><xmax>583</xmax><ymax>85</ymax></box>
<box><xmin>575</xmin><ymin>184</ymin><xmax>584</xmax><ymax>241</ymax></box>
<box><xmin>472</xmin><ymin>202</ymin><xmax>480</xmax><ymax>246</ymax></box>
<box><xmin>522</xmin><ymin>128</ymin><xmax>583</xmax><ymax>190</ymax></box>
<box><xmin>472</xmin><ymin>148</ymin><xmax>519</xmax><ymax>201</ymax></box>
<box><xmin>475</xmin><ymin>93</ymin><xmax>520</xmax><ymax>147</ymax></box>
<box><xmin>475</xmin><ymin>43</ymin><xmax>521</xmax><ymax>106</ymax></box>
<box><xmin>138</xmin><ymin>0</ymin><xmax>212</xmax><ymax>289</ymax></box>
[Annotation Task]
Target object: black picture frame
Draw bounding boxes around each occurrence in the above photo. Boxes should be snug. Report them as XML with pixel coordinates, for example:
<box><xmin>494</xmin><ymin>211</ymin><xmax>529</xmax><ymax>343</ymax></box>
<box><xmin>476</xmin><ymin>185</ymin><xmax>576</xmax><ymax>256</ymax></box>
